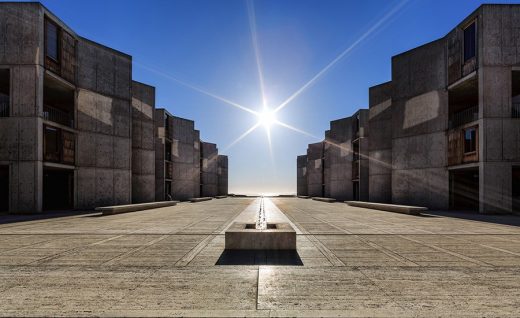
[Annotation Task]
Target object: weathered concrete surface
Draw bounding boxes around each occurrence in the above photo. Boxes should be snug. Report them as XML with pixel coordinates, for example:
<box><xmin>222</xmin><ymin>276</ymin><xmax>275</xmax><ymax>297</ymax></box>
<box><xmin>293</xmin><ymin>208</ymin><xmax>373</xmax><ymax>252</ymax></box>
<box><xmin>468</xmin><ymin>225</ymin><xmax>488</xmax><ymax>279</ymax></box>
<box><xmin>1</xmin><ymin>198</ymin><xmax>520</xmax><ymax>316</ymax></box>
<box><xmin>201</xmin><ymin>142</ymin><xmax>218</xmax><ymax>197</ymax></box>
<box><xmin>345</xmin><ymin>201</ymin><xmax>426</xmax><ymax>215</ymax></box>
<box><xmin>96</xmin><ymin>201</ymin><xmax>177</xmax><ymax>215</ymax></box>
<box><xmin>296</xmin><ymin>155</ymin><xmax>308</xmax><ymax>197</ymax></box>
<box><xmin>306</xmin><ymin>142</ymin><xmax>324</xmax><ymax>197</ymax></box>
<box><xmin>225</xmin><ymin>222</ymin><xmax>296</xmax><ymax>250</ymax></box>
<box><xmin>217</xmin><ymin>155</ymin><xmax>228</xmax><ymax>196</ymax></box>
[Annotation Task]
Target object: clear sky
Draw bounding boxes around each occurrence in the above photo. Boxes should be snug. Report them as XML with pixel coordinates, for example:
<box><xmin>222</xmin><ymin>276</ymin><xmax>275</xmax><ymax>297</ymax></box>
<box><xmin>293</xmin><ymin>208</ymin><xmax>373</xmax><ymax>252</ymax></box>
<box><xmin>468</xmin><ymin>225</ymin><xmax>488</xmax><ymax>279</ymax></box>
<box><xmin>35</xmin><ymin>0</ymin><xmax>519</xmax><ymax>195</ymax></box>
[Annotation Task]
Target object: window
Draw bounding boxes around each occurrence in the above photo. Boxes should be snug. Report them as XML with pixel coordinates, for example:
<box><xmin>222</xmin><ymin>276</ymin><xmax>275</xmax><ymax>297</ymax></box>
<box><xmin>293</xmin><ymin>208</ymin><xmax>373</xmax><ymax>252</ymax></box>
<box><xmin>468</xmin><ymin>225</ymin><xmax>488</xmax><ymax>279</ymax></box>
<box><xmin>45</xmin><ymin>19</ymin><xmax>59</xmax><ymax>61</ymax></box>
<box><xmin>44</xmin><ymin>126</ymin><xmax>60</xmax><ymax>162</ymax></box>
<box><xmin>0</xmin><ymin>69</ymin><xmax>9</xmax><ymax>117</ymax></box>
<box><xmin>165</xmin><ymin>141</ymin><xmax>172</xmax><ymax>161</ymax></box>
<box><xmin>463</xmin><ymin>21</ymin><xmax>476</xmax><ymax>62</ymax></box>
<box><xmin>463</xmin><ymin>127</ymin><xmax>477</xmax><ymax>154</ymax></box>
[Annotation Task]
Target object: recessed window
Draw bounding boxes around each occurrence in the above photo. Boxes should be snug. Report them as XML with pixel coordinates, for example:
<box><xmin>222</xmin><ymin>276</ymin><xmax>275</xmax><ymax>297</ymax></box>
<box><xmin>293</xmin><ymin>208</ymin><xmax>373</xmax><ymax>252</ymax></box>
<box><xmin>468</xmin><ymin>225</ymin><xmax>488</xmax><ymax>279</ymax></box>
<box><xmin>45</xmin><ymin>19</ymin><xmax>59</xmax><ymax>61</ymax></box>
<box><xmin>463</xmin><ymin>21</ymin><xmax>476</xmax><ymax>62</ymax></box>
<box><xmin>0</xmin><ymin>69</ymin><xmax>9</xmax><ymax>117</ymax></box>
<box><xmin>463</xmin><ymin>127</ymin><xmax>477</xmax><ymax>154</ymax></box>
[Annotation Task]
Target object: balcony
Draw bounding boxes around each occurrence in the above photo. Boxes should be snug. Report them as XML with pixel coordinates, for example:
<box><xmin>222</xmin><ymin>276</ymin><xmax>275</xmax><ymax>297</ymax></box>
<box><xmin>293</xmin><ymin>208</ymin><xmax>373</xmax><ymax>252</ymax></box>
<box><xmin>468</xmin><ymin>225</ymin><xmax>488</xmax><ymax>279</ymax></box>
<box><xmin>449</xmin><ymin>105</ymin><xmax>478</xmax><ymax>129</ymax></box>
<box><xmin>43</xmin><ymin>105</ymin><xmax>74</xmax><ymax>127</ymax></box>
<box><xmin>513</xmin><ymin>102</ymin><xmax>520</xmax><ymax>118</ymax></box>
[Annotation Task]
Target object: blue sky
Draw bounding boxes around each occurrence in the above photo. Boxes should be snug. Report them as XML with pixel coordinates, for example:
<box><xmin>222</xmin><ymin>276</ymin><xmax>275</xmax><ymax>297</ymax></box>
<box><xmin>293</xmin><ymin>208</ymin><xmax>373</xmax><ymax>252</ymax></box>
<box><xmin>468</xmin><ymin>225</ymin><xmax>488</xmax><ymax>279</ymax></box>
<box><xmin>36</xmin><ymin>0</ymin><xmax>519</xmax><ymax>194</ymax></box>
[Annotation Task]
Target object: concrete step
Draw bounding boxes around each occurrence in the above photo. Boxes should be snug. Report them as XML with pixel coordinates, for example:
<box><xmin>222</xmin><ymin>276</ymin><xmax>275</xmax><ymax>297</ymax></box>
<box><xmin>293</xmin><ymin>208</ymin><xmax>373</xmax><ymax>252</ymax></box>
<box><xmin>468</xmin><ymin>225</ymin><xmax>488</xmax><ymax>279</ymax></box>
<box><xmin>312</xmin><ymin>197</ymin><xmax>336</xmax><ymax>203</ymax></box>
<box><xmin>345</xmin><ymin>201</ymin><xmax>427</xmax><ymax>215</ymax></box>
<box><xmin>96</xmin><ymin>201</ymin><xmax>178</xmax><ymax>216</ymax></box>
<box><xmin>190</xmin><ymin>197</ymin><xmax>213</xmax><ymax>203</ymax></box>
<box><xmin>297</xmin><ymin>195</ymin><xmax>310</xmax><ymax>199</ymax></box>
<box><xmin>215</xmin><ymin>196</ymin><xmax>228</xmax><ymax>199</ymax></box>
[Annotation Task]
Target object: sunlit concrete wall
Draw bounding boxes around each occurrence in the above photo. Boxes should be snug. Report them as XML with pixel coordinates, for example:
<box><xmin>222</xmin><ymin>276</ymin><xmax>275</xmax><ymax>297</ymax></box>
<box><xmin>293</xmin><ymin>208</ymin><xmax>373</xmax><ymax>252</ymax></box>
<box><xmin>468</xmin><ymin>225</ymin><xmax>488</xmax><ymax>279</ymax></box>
<box><xmin>357</xmin><ymin>109</ymin><xmax>370</xmax><ymax>201</ymax></box>
<box><xmin>368</xmin><ymin>82</ymin><xmax>393</xmax><ymax>203</ymax></box>
<box><xmin>217</xmin><ymin>155</ymin><xmax>228</xmax><ymax>196</ymax></box>
<box><xmin>0</xmin><ymin>3</ymin><xmax>44</xmax><ymax>213</ymax></box>
<box><xmin>297</xmin><ymin>155</ymin><xmax>308</xmax><ymax>196</ymax></box>
<box><xmin>131</xmin><ymin>81</ymin><xmax>155</xmax><ymax>203</ymax></box>
<box><xmin>391</xmin><ymin>38</ymin><xmax>449</xmax><ymax>210</ymax></box>
<box><xmin>201</xmin><ymin>141</ymin><xmax>218</xmax><ymax>197</ymax></box>
<box><xmin>306</xmin><ymin>142</ymin><xmax>324</xmax><ymax>197</ymax></box>
<box><xmin>171</xmin><ymin>116</ymin><xmax>200</xmax><ymax>201</ymax></box>
<box><xmin>75</xmin><ymin>38</ymin><xmax>133</xmax><ymax>209</ymax></box>
<box><xmin>324</xmin><ymin>117</ymin><xmax>353</xmax><ymax>201</ymax></box>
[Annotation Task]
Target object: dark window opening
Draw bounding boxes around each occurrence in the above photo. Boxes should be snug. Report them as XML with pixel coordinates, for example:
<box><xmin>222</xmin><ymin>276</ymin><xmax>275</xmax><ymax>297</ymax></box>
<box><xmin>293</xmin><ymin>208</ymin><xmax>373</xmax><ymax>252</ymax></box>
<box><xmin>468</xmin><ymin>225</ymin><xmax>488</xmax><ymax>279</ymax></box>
<box><xmin>164</xmin><ymin>114</ymin><xmax>170</xmax><ymax>137</ymax></box>
<box><xmin>511</xmin><ymin>71</ymin><xmax>520</xmax><ymax>118</ymax></box>
<box><xmin>43</xmin><ymin>168</ymin><xmax>73</xmax><ymax>211</ymax></box>
<box><xmin>165</xmin><ymin>140</ymin><xmax>172</xmax><ymax>162</ymax></box>
<box><xmin>45</xmin><ymin>19</ymin><xmax>59</xmax><ymax>61</ymax></box>
<box><xmin>463</xmin><ymin>21</ymin><xmax>476</xmax><ymax>62</ymax></box>
<box><xmin>0</xmin><ymin>166</ymin><xmax>8</xmax><ymax>212</ymax></box>
<box><xmin>513</xmin><ymin>167</ymin><xmax>520</xmax><ymax>213</ymax></box>
<box><xmin>165</xmin><ymin>181</ymin><xmax>172</xmax><ymax>200</ymax></box>
<box><xmin>43</xmin><ymin>125</ymin><xmax>75</xmax><ymax>165</ymax></box>
<box><xmin>0</xmin><ymin>69</ymin><xmax>9</xmax><ymax>117</ymax></box>
<box><xmin>353</xmin><ymin>181</ymin><xmax>359</xmax><ymax>201</ymax></box>
<box><xmin>448</xmin><ymin>76</ymin><xmax>478</xmax><ymax>128</ymax></box>
<box><xmin>463</xmin><ymin>127</ymin><xmax>477</xmax><ymax>154</ymax></box>
<box><xmin>43</xmin><ymin>74</ymin><xmax>74</xmax><ymax>127</ymax></box>
<box><xmin>450</xmin><ymin>169</ymin><xmax>479</xmax><ymax>211</ymax></box>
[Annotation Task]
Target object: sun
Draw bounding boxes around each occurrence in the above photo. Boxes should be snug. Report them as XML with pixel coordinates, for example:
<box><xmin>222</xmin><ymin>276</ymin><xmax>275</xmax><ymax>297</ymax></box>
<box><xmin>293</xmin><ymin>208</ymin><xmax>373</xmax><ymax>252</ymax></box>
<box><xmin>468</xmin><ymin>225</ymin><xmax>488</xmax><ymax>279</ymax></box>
<box><xmin>257</xmin><ymin>108</ymin><xmax>277</xmax><ymax>129</ymax></box>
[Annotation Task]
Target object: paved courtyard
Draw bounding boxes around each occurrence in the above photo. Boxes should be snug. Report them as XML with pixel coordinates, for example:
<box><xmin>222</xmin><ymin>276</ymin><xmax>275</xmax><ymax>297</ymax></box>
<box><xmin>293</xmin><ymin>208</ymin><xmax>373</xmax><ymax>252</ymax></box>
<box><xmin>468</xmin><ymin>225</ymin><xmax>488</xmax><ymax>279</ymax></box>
<box><xmin>1</xmin><ymin>198</ymin><xmax>520</xmax><ymax>317</ymax></box>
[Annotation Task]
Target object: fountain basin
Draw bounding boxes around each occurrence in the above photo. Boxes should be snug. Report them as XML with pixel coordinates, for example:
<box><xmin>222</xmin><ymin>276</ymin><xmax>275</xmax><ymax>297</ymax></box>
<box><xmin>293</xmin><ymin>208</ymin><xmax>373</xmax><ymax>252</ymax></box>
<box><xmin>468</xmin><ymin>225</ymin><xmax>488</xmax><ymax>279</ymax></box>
<box><xmin>225</xmin><ymin>222</ymin><xmax>296</xmax><ymax>250</ymax></box>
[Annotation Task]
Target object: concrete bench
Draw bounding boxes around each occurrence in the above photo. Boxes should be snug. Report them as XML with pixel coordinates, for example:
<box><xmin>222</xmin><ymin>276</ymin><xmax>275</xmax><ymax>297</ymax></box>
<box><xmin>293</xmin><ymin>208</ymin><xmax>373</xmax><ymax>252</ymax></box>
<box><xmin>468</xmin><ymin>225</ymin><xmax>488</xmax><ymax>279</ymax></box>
<box><xmin>215</xmin><ymin>196</ymin><xmax>228</xmax><ymax>199</ymax></box>
<box><xmin>345</xmin><ymin>201</ymin><xmax>427</xmax><ymax>215</ymax></box>
<box><xmin>96</xmin><ymin>201</ymin><xmax>178</xmax><ymax>216</ymax></box>
<box><xmin>190</xmin><ymin>197</ymin><xmax>213</xmax><ymax>203</ymax></box>
<box><xmin>297</xmin><ymin>195</ymin><xmax>310</xmax><ymax>199</ymax></box>
<box><xmin>312</xmin><ymin>197</ymin><xmax>336</xmax><ymax>203</ymax></box>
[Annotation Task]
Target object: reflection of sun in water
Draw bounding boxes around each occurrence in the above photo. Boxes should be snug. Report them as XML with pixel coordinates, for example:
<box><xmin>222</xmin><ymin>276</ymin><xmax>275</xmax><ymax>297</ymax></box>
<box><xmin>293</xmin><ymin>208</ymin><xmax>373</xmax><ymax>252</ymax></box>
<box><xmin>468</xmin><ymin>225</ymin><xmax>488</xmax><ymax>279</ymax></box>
<box><xmin>257</xmin><ymin>108</ymin><xmax>276</xmax><ymax>129</ymax></box>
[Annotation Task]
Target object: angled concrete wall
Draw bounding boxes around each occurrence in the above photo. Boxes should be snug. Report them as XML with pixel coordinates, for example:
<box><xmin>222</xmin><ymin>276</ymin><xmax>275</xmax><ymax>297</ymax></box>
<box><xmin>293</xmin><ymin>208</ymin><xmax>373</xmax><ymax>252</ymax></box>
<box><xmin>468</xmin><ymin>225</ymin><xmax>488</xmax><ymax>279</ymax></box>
<box><xmin>306</xmin><ymin>142</ymin><xmax>324</xmax><ymax>197</ymax></box>
<box><xmin>171</xmin><ymin>116</ymin><xmax>200</xmax><ymax>201</ymax></box>
<box><xmin>131</xmin><ymin>81</ymin><xmax>155</xmax><ymax>203</ymax></box>
<box><xmin>296</xmin><ymin>155</ymin><xmax>308</xmax><ymax>196</ymax></box>
<box><xmin>201</xmin><ymin>141</ymin><xmax>218</xmax><ymax>197</ymax></box>
<box><xmin>324</xmin><ymin>117</ymin><xmax>353</xmax><ymax>201</ymax></box>
<box><xmin>368</xmin><ymin>82</ymin><xmax>393</xmax><ymax>203</ymax></box>
<box><xmin>217</xmin><ymin>155</ymin><xmax>228</xmax><ymax>196</ymax></box>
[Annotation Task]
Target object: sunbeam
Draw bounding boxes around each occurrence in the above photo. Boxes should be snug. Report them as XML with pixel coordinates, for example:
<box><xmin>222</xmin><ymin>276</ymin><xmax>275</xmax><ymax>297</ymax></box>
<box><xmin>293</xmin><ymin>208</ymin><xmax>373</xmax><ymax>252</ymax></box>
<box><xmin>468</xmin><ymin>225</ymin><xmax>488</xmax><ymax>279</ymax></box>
<box><xmin>247</xmin><ymin>0</ymin><xmax>267</xmax><ymax>109</ymax></box>
<box><xmin>224</xmin><ymin>122</ymin><xmax>262</xmax><ymax>151</ymax></box>
<box><xmin>273</xmin><ymin>0</ymin><xmax>410</xmax><ymax>114</ymax></box>
<box><xmin>134</xmin><ymin>61</ymin><xmax>259</xmax><ymax>116</ymax></box>
<box><xmin>274</xmin><ymin>120</ymin><xmax>321</xmax><ymax>139</ymax></box>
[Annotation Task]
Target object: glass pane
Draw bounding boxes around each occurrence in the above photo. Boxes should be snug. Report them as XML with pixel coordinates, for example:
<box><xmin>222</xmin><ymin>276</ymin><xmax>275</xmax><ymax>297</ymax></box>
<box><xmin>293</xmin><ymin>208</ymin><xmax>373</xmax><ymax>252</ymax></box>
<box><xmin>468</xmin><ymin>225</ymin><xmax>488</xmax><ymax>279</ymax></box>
<box><xmin>464</xmin><ymin>22</ymin><xmax>476</xmax><ymax>61</ymax></box>
<box><xmin>46</xmin><ymin>21</ymin><xmax>58</xmax><ymax>60</ymax></box>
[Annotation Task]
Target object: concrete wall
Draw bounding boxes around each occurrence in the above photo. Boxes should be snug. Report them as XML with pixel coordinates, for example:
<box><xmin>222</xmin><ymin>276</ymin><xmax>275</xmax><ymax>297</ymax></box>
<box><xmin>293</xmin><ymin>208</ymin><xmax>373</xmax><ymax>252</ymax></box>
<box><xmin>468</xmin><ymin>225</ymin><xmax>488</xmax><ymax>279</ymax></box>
<box><xmin>171</xmin><ymin>116</ymin><xmax>200</xmax><ymax>201</ymax></box>
<box><xmin>217</xmin><ymin>155</ymin><xmax>228</xmax><ymax>196</ymax></box>
<box><xmin>390</xmin><ymin>38</ymin><xmax>449</xmax><ymax>210</ymax></box>
<box><xmin>296</xmin><ymin>155</ymin><xmax>308</xmax><ymax>196</ymax></box>
<box><xmin>75</xmin><ymin>38</ymin><xmax>132</xmax><ymax>209</ymax></box>
<box><xmin>324</xmin><ymin>117</ymin><xmax>353</xmax><ymax>201</ymax></box>
<box><xmin>201</xmin><ymin>141</ymin><xmax>218</xmax><ymax>197</ymax></box>
<box><xmin>368</xmin><ymin>82</ymin><xmax>393</xmax><ymax>203</ymax></box>
<box><xmin>0</xmin><ymin>3</ymin><xmax>44</xmax><ymax>212</ymax></box>
<box><xmin>306</xmin><ymin>142</ymin><xmax>324</xmax><ymax>197</ymax></box>
<box><xmin>357</xmin><ymin>109</ymin><xmax>370</xmax><ymax>201</ymax></box>
<box><xmin>131</xmin><ymin>81</ymin><xmax>155</xmax><ymax>203</ymax></box>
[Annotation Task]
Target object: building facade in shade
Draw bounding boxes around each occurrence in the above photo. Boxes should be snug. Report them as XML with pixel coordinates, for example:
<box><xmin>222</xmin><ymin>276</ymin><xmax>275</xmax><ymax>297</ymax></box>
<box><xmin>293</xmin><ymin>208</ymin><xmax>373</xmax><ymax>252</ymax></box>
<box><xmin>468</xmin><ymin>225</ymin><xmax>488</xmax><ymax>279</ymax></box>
<box><xmin>217</xmin><ymin>155</ymin><xmax>228</xmax><ymax>196</ymax></box>
<box><xmin>0</xmin><ymin>3</ymin><xmax>228</xmax><ymax>213</ymax></box>
<box><xmin>305</xmin><ymin>142</ymin><xmax>325</xmax><ymax>197</ymax></box>
<box><xmin>296</xmin><ymin>155</ymin><xmax>308</xmax><ymax>196</ymax></box>
<box><xmin>298</xmin><ymin>4</ymin><xmax>520</xmax><ymax>214</ymax></box>
<box><xmin>200</xmin><ymin>142</ymin><xmax>219</xmax><ymax>197</ymax></box>
<box><xmin>154</xmin><ymin>109</ymin><xmax>202</xmax><ymax>202</ymax></box>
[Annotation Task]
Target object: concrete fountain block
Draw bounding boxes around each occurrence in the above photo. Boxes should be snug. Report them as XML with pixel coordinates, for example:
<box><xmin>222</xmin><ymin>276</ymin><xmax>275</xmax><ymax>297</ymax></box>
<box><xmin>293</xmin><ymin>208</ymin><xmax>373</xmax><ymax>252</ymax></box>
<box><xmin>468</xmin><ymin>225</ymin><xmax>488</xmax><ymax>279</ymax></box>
<box><xmin>225</xmin><ymin>222</ymin><xmax>296</xmax><ymax>250</ymax></box>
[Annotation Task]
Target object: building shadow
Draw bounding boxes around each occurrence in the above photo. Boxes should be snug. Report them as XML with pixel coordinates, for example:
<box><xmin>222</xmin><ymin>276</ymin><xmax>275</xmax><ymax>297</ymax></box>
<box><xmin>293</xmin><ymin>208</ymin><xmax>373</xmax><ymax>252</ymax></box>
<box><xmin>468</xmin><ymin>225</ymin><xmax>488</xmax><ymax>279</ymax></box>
<box><xmin>0</xmin><ymin>210</ymin><xmax>96</xmax><ymax>225</ymax></box>
<box><xmin>215</xmin><ymin>249</ymin><xmax>303</xmax><ymax>266</ymax></box>
<box><xmin>426</xmin><ymin>210</ymin><xmax>520</xmax><ymax>227</ymax></box>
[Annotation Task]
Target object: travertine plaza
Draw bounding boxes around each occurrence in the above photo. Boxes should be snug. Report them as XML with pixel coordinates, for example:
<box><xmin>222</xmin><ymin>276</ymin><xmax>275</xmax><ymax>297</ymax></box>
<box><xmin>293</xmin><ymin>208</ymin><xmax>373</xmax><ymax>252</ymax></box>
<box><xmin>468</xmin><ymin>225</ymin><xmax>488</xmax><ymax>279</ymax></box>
<box><xmin>0</xmin><ymin>198</ymin><xmax>520</xmax><ymax>316</ymax></box>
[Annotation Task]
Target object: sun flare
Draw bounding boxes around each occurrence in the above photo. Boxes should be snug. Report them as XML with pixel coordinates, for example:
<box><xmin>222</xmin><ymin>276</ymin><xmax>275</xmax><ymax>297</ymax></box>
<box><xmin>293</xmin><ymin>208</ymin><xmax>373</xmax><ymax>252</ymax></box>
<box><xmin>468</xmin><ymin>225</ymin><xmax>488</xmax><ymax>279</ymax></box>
<box><xmin>257</xmin><ymin>108</ymin><xmax>276</xmax><ymax>129</ymax></box>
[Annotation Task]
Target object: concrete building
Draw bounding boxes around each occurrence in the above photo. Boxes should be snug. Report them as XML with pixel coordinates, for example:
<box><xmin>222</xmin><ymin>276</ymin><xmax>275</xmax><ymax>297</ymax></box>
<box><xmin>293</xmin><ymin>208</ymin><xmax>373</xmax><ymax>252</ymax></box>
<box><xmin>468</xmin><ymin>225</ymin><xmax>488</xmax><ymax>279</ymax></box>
<box><xmin>200</xmin><ymin>141</ymin><xmax>218</xmax><ymax>197</ymax></box>
<box><xmin>154</xmin><ymin>109</ymin><xmax>202</xmax><ymax>201</ymax></box>
<box><xmin>0</xmin><ymin>3</ymin><xmax>227</xmax><ymax>212</ymax></box>
<box><xmin>298</xmin><ymin>4</ymin><xmax>520</xmax><ymax>214</ymax></box>
<box><xmin>217</xmin><ymin>155</ymin><xmax>228</xmax><ymax>196</ymax></box>
<box><xmin>305</xmin><ymin>142</ymin><xmax>325</xmax><ymax>197</ymax></box>
<box><xmin>296</xmin><ymin>155</ymin><xmax>308</xmax><ymax>197</ymax></box>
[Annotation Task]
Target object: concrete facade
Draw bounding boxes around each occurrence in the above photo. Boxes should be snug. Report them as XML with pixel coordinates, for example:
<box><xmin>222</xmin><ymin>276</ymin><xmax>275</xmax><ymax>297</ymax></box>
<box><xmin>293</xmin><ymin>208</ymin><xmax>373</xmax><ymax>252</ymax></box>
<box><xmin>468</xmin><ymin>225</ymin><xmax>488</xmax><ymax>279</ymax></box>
<box><xmin>201</xmin><ymin>141</ymin><xmax>218</xmax><ymax>197</ymax></box>
<box><xmin>217</xmin><ymin>155</ymin><xmax>228</xmax><ymax>196</ymax></box>
<box><xmin>297</xmin><ymin>4</ymin><xmax>520</xmax><ymax>214</ymax></box>
<box><xmin>306</xmin><ymin>142</ymin><xmax>324</xmax><ymax>197</ymax></box>
<box><xmin>296</xmin><ymin>155</ymin><xmax>307</xmax><ymax>196</ymax></box>
<box><xmin>324</xmin><ymin>117</ymin><xmax>353</xmax><ymax>201</ymax></box>
<box><xmin>0</xmin><ymin>3</ymin><xmax>226</xmax><ymax>212</ymax></box>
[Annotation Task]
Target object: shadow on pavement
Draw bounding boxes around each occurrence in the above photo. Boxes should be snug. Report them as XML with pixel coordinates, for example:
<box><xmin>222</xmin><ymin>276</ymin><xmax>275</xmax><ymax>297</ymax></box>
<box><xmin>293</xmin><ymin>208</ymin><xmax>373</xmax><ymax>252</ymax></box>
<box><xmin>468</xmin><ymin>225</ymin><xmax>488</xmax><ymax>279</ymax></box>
<box><xmin>426</xmin><ymin>210</ymin><xmax>520</xmax><ymax>227</ymax></box>
<box><xmin>216</xmin><ymin>249</ymin><xmax>303</xmax><ymax>265</ymax></box>
<box><xmin>0</xmin><ymin>210</ymin><xmax>97</xmax><ymax>225</ymax></box>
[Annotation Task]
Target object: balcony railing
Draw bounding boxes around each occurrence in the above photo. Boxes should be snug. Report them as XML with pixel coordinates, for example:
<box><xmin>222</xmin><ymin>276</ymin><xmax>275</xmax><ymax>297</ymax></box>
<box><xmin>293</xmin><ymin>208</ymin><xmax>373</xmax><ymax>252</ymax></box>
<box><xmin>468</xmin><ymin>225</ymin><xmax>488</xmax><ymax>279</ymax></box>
<box><xmin>513</xmin><ymin>103</ymin><xmax>520</xmax><ymax>118</ymax></box>
<box><xmin>449</xmin><ymin>105</ymin><xmax>478</xmax><ymax>129</ymax></box>
<box><xmin>43</xmin><ymin>105</ymin><xmax>74</xmax><ymax>127</ymax></box>
<box><xmin>0</xmin><ymin>95</ymin><xmax>8</xmax><ymax>117</ymax></box>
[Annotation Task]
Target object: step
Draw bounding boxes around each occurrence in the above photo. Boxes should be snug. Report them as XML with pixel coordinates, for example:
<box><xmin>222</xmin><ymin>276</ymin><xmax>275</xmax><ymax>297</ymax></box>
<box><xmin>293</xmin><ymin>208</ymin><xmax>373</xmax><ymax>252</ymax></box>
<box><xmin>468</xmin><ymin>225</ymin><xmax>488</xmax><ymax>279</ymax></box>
<box><xmin>345</xmin><ymin>201</ymin><xmax>427</xmax><ymax>215</ymax></box>
<box><xmin>96</xmin><ymin>201</ymin><xmax>178</xmax><ymax>216</ymax></box>
<box><xmin>215</xmin><ymin>196</ymin><xmax>228</xmax><ymax>199</ymax></box>
<box><xmin>297</xmin><ymin>195</ymin><xmax>310</xmax><ymax>199</ymax></box>
<box><xmin>311</xmin><ymin>197</ymin><xmax>336</xmax><ymax>203</ymax></box>
<box><xmin>190</xmin><ymin>197</ymin><xmax>213</xmax><ymax>203</ymax></box>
